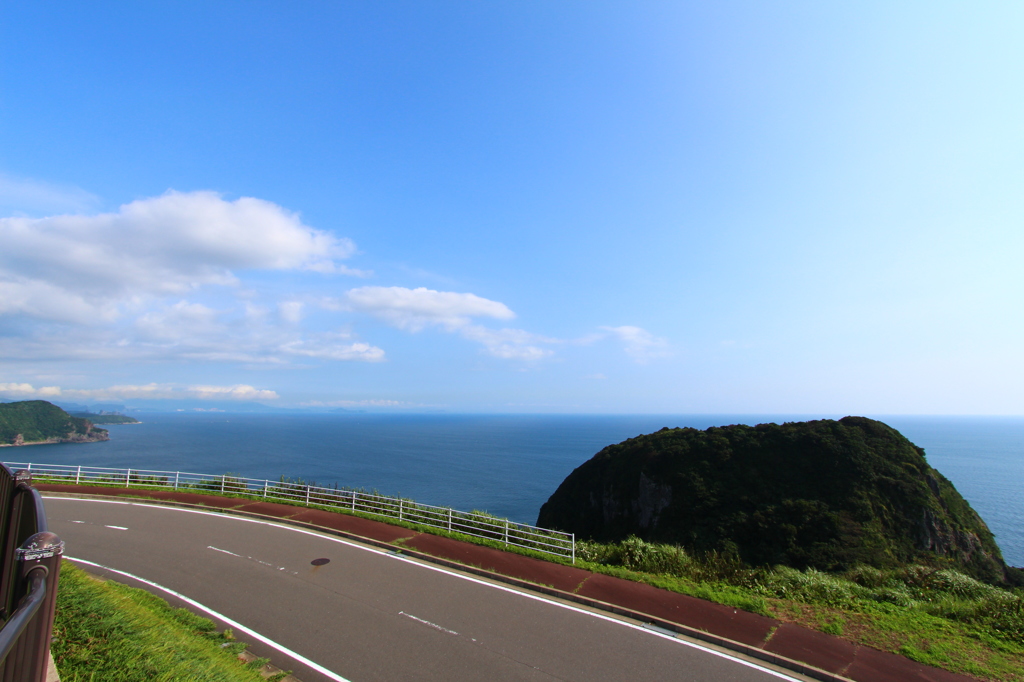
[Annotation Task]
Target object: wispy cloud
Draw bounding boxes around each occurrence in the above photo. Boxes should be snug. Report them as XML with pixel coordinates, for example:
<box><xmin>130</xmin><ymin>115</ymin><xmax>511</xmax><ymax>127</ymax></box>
<box><xmin>458</xmin><ymin>325</ymin><xmax>555</xmax><ymax>360</ymax></box>
<box><xmin>301</xmin><ymin>399</ymin><xmax>407</xmax><ymax>408</ymax></box>
<box><xmin>339</xmin><ymin>286</ymin><xmax>515</xmax><ymax>331</ymax></box>
<box><xmin>0</xmin><ymin>382</ymin><xmax>280</xmax><ymax>401</ymax></box>
<box><xmin>600</xmin><ymin>325</ymin><xmax>671</xmax><ymax>363</ymax></box>
<box><xmin>280</xmin><ymin>337</ymin><xmax>385</xmax><ymax>362</ymax></box>
<box><xmin>0</xmin><ymin>173</ymin><xmax>101</xmax><ymax>215</ymax></box>
<box><xmin>333</xmin><ymin>286</ymin><xmax>557</xmax><ymax>360</ymax></box>
<box><xmin>0</xmin><ymin>300</ymin><xmax>386</xmax><ymax>365</ymax></box>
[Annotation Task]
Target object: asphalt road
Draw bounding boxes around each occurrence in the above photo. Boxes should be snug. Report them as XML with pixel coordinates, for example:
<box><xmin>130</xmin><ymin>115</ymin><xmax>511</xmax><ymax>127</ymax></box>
<box><xmin>45</xmin><ymin>496</ymin><xmax>806</xmax><ymax>682</ymax></box>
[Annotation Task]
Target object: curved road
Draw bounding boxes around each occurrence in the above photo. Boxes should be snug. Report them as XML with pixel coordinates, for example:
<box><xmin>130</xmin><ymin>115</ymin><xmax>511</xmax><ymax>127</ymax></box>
<box><xmin>45</xmin><ymin>496</ymin><xmax>808</xmax><ymax>682</ymax></box>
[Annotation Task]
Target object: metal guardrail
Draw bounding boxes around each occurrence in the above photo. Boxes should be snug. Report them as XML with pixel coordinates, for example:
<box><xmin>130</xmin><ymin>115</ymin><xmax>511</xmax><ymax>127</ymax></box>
<box><xmin>6</xmin><ymin>462</ymin><xmax>576</xmax><ymax>563</ymax></box>
<box><xmin>0</xmin><ymin>464</ymin><xmax>64</xmax><ymax>682</ymax></box>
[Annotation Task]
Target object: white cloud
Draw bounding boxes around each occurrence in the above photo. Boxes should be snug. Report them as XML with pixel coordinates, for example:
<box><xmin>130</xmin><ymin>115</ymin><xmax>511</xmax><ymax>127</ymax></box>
<box><xmin>306</xmin><ymin>262</ymin><xmax>373</xmax><ymax>277</ymax></box>
<box><xmin>600</xmin><ymin>325</ymin><xmax>671</xmax><ymax>363</ymax></box>
<box><xmin>280</xmin><ymin>338</ymin><xmax>385</xmax><ymax>362</ymax></box>
<box><xmin>279</xmin><ymin>301</ymin><xmax>304</xmax><ymax>324</ymax></box>
<box><xmin>129</xmin><ymin>302</ymin><xmax>385</xmax><ymax>364</ymax></box>
<box><xmin>0</xmin><ymin>382</ymin><xmax>61</xmax><ymax>397</ymax></box>
<box><xmin>340</xmin><ymin>286</ymin><xmax>515</xmax><ymax>331</ymax></box>
<box><xmin>180</xmin><ymin>385</ymin><xmax>280</xmax><ymax>401</ymax></box>
<box><xmin>0</xmin><ymin>280</ymin><xmax>118</xmax><ymax>324</ymax></box>
<box><xmin>459</xmin><ymin>326</ymin><xmax>555</xmax><ymax>360</ymax></box>
<box><xmin>0</xmin><ymin>190</ymin><xmax>359</xmax><ymax>324</ymax></box>
<box><xmin>135</xmin><ymin>301</ymin><xmax>222</xmax><ymax>341</ymax></box>
<box><xmin>0</xmin><ymin>382</ymin><xmax>279</xmax><ymax>401</ymax></box>
<box><xmin>333</xmin><ymin>286</ymin><xmax>560</xmax><ymax>360</ymax></box>
<box><xmin>0</xmin><ymin>298</ymin><xmax>387</xmax><ymax>366</ymax></box>
<box><xmin>301</xmin><ymin>399</ymin><xmax>406</xmax><ymax>407</ymax></box>
<box><xmin>0</xmin><ymin>174</ymin><xmax>101</xmax><ymax>215</ymax></box>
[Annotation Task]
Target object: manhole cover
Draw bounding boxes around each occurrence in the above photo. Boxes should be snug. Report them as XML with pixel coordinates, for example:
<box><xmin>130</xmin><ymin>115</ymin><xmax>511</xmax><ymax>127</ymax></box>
<box><xmin>311</xmin><ymin>558</ymin><xmax>330</xmax><ymax>566</ymax></box>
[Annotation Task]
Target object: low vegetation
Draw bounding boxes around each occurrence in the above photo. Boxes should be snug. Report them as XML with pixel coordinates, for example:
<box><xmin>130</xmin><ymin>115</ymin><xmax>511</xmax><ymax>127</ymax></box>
<box><xmin>574</xmin><ymin>535</ymin><xmax>1024</xmax><ymax>681</ymax></box>
<box><xmin>52</xmin><ymin>563</ymin><xmax>283</xmax><ymax>682</ymax></box>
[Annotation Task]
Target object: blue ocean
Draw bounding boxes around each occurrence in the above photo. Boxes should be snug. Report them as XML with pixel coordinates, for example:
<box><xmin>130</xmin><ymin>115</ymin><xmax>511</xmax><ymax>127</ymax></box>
<box><xmin>11</xmin><ymin>413</ymin><xmax>1024</xmax><ymax>566</ymax></box>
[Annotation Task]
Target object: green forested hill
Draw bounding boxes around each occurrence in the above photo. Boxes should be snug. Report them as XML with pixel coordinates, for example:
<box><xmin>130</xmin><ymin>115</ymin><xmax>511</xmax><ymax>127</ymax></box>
<box><xmin>0</xmin><ymin>400</ymin><xmax>109</xmax><ymax>446</ymax></box>
<box><xmin>538</xmin><ymin>417</ymin><xmax>1014</xmax><ymax>584</ymax></box>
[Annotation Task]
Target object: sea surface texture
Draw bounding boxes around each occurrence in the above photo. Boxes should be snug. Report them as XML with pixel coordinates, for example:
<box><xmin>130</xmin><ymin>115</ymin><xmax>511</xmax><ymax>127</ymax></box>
<box><xmin>15</xmin><ymin>413</ymin><xmax>1024</xmax><ymax>566</ymax></box>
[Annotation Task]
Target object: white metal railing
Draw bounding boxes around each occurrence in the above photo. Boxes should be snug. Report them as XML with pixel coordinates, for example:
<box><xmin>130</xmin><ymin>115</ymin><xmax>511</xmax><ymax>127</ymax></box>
<box><xmin>3</xmin><ymin>462</ymin><xmax>575</xmax><ymax>562</ymax></box>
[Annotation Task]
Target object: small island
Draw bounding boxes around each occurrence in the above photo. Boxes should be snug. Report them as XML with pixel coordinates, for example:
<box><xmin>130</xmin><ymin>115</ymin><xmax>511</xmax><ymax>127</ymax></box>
<box><xmin>0</xmin><ymin>400</ymin><xmax>109</xmax><ymax>446</ymax></box>
<box><xmin>538</xmin><ymin>416</ymin><xmax>1019</xmax><ymax>586</ymax></box>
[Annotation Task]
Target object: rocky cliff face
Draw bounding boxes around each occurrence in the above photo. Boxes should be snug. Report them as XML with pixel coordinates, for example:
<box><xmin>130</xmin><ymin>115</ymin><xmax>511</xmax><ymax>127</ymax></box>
<box><xmin>538</xmin><ymin>417</ymin><xmax>1012</xmax><ymax>584</ymax></box>
<box><xmin>56</xmin><ymin>420</ymin><xmax>109</xmax><ymax>444</ymax></box>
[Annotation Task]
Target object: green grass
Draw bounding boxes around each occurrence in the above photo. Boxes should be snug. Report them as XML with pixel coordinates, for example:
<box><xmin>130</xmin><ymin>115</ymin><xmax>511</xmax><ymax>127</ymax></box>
<box><xmin>572</xmin><ymin>537</ymin><xmax>1024</xmax><ymax>681</ymax></box>
<box><xmin>51</xmin><ymin>563</ymin><xmax>282</xmax><ymax>682</ymax></box>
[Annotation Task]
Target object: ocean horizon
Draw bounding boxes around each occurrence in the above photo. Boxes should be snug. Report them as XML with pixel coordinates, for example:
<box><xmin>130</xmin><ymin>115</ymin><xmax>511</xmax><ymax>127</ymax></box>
<box><xmin>12</xmin><ymin>412</ymin><xmax>1024</xmax><ymax>566</ymax></box>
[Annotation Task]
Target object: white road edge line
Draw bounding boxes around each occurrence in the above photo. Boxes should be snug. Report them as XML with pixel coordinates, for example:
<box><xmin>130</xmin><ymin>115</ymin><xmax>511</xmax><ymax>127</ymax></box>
<box><xmin>49</xmin><ymin>496</ymin><xmax>801</xmax><ymax>682</ymax></box>
<box><xmin>64</xmin><ymin>555</ymin><xmax>352</xmax><ymax>682</ymax></box>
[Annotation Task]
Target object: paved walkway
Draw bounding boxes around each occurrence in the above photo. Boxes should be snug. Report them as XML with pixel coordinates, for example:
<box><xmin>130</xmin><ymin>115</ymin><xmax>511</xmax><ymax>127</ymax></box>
<box><xmin>38</xmin><ymin>484</ymin><xmax>979</xmax><ymax>682</ymax></box>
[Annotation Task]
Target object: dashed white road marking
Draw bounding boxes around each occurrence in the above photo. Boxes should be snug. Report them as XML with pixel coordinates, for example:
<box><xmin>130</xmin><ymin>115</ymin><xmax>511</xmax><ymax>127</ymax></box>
<box><xmin>66</xmin><ymin>519</ymin><xmax>127</xmax><ymax>530</ymax></box>
<box><xmin>207</xmin><ymin>545</ymin><xmax>299</xmax><ymax>575</ymax></box>
<box><xmin>48</xmin><ymin>496</ymin><xmax>802</xmax><ymax>682</ymax></box>
<box><xmin>208</xmin><ymin>545</ymin><xmax>241</xmax><ymax>557</ymax></box>
<box><xmin>399</xmin><ymin>611</ymin><xmax>460</xmax><ymax>636</ymax></box>
<box><xmin>65</xmin><ymin>556</ymin><xmax>352</xmax><ymax>682</ymax></box>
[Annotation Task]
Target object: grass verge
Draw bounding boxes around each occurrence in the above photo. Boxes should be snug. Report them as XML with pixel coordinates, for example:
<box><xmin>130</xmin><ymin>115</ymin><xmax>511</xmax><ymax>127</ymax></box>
<box><xmin>573</xmin><ymin>537</ymin><xmax>1024</xmax><ymax>681</ymax></box>
<box><xmin>51</xmin><ymin>562</ymin><xmax>284</xmax><ymax>682</ymax></box>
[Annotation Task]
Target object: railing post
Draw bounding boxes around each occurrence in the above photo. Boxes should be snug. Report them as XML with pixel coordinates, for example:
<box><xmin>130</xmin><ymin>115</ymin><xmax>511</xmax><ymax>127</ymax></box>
<box><xmin>0</xmin><ymin>461</ymin><xmax>578</xmax><ymax>560</ymax></box>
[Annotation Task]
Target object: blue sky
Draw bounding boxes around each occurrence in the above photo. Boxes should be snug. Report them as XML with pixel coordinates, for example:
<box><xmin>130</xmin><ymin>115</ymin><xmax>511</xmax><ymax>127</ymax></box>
<box><xmin>1</xmin><ymin>2</ymin><xmax>1022</xmax><ymax>414</ymax></box>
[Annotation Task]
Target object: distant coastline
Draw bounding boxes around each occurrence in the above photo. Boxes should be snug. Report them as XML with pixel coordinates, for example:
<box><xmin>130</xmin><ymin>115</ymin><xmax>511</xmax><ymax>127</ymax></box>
<box><xmin>69</xmin><ymin>412</ymin><xmax>141</xmax><ymax>425</ymax></box>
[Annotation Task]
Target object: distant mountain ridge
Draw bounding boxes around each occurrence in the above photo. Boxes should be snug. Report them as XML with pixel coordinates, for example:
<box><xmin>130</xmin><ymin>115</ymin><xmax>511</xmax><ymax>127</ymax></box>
<box><xmin>68</xmin><ymin>411</ymin><xmax>140</xmax><ymax>425</ymax></box>
<box><xmin>538</xmin><ymin>417</ymin><xmax>1017</xmax><ymax>585</ymax></box>
<box><xmin>0</xmin><ymin>400</ymin><xmax>109</xmax><ymax>446</ymax></box>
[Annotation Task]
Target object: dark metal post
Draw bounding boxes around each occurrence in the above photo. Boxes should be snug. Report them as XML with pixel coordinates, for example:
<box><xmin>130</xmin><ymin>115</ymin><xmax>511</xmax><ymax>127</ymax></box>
<box><xmin>0</xmin><ymin>463</ymin><xmax>64</xmax><ymax>682</ymax></box>
<box><xmin>0</xmin><ymin>532</ymin><xmax>64</xmax><ymax>682</ymax></box>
